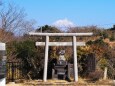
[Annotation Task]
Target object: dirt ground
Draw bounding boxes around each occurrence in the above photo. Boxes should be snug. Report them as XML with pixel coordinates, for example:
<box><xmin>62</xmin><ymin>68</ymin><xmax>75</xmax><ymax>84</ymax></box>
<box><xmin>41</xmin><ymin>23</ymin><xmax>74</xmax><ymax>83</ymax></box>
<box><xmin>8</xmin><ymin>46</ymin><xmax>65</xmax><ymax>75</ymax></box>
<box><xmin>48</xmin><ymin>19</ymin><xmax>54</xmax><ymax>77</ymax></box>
<box><xmin>6</xmin><ymin>79</ymin><xmax>115</xmax><ymax>86</ymax></box>
<box><xmin>6</xmin><ymin>83</ymin><xmax>23</xmax><ymax>86</ymax></box>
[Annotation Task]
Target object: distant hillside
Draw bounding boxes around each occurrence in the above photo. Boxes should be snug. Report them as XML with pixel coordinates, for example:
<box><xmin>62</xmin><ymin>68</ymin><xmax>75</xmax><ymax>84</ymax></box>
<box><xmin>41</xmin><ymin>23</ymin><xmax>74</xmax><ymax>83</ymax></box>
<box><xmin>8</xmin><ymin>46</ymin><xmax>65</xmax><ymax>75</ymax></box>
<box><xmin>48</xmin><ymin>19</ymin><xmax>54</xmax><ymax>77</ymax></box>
<box><xmin>104</xmin><ymin>38</ymin><xmax>115</xmax><ymax>47</ymax></box>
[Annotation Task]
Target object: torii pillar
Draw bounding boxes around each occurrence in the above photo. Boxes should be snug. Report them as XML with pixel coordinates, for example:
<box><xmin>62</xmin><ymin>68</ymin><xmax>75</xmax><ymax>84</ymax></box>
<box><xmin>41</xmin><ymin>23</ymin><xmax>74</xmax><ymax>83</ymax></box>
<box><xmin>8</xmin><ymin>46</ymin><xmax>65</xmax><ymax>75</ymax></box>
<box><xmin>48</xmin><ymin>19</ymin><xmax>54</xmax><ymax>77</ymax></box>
<box><xmin>44</xmin><ymin>36</ymin><xmax>49</xmax><ymax>81</ymax></box>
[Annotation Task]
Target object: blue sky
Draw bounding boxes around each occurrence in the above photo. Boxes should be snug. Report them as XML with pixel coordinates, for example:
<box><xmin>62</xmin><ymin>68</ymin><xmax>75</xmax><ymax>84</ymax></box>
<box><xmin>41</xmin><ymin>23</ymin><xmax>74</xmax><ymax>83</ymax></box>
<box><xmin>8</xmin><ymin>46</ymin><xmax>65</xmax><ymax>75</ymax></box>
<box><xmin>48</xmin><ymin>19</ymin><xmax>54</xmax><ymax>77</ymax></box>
<box><xmin>3</xmin><ymin>0</ymin><xmax>115</xmax><ymax>28</ymax></box>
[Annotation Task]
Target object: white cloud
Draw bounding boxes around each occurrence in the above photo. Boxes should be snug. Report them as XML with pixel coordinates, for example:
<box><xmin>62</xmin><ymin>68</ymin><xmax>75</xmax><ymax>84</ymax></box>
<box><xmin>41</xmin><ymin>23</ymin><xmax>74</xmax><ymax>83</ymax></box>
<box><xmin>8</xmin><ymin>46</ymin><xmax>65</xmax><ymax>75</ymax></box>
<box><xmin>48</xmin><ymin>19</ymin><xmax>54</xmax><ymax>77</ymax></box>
<box><xmin>52</xmin><ymin>18</ymin><xmax>76</xmax><ymax>28</ymax></box>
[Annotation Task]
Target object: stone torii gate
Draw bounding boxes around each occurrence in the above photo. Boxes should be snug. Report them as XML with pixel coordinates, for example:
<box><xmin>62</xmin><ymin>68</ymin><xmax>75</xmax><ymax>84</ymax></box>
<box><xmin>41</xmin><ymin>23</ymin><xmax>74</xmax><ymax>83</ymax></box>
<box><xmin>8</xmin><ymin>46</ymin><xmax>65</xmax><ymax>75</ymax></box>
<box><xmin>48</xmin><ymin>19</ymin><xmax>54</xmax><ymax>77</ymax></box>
<box><xmin>29</xmin><ymin>32</ymin><xmax>93</xmax><ymax>82</ymax></box>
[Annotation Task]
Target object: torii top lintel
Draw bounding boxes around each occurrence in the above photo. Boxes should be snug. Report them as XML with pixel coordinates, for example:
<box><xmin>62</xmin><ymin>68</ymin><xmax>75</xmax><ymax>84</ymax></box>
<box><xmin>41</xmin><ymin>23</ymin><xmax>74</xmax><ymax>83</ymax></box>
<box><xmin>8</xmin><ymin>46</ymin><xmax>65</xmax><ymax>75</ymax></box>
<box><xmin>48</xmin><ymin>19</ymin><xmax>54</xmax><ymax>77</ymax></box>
<box><xmin>29</xmin><ymin>32</ymin><xmax>93</xmax><ymax>36</ymax></box>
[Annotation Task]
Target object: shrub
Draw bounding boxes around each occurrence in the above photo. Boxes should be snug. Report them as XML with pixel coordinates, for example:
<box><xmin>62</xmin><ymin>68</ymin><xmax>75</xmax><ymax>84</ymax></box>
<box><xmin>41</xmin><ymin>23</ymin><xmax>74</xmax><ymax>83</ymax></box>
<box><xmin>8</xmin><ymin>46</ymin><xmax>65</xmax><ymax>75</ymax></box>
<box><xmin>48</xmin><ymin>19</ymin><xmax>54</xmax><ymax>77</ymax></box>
<box><xmin>110</xmin><ymin>33</ymin><xmax>115</xmax><ymax>41</ymax></box>
<box><xmin>88</xmin><ymin>70</ymin><xmax>103</xmax><ymax>81</ymax></box>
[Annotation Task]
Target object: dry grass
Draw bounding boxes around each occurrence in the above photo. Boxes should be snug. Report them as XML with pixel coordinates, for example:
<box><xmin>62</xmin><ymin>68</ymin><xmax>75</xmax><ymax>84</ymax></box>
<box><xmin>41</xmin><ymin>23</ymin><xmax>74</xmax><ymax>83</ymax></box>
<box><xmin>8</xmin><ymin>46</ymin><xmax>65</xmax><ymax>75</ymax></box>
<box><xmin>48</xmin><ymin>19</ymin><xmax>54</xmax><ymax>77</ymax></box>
<box><xmin>6</xmin><ymin>79</ymin><xmax>115</xmax><ymax>86</ymax></box>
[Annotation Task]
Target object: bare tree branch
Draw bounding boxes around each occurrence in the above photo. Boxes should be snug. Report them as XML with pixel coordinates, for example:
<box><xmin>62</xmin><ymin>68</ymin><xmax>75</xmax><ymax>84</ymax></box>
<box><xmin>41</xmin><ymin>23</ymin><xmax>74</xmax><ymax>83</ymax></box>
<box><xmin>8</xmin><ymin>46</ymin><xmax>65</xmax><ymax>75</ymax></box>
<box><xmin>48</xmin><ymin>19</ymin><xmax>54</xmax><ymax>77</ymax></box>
<box><xmin>0</xmin><ymin>3</ymin><xmax>26</xmax><ymax>31</ymax></box>
<box><xmin>0</xmin><ymin>3</ymin><xmax>36</xmax><ymax>42</ymax></box>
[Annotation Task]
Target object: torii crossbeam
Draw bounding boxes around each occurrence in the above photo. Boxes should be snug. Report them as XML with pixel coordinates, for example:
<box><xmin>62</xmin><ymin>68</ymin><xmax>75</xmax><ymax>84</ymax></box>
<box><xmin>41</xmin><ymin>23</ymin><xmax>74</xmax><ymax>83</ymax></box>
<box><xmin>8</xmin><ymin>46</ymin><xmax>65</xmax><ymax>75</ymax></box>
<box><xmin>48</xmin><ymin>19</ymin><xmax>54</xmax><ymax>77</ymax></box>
<box><xmin>29</xmin><ymin>32</ymin><xmax>93</xmax><ymax>82</ymax></box>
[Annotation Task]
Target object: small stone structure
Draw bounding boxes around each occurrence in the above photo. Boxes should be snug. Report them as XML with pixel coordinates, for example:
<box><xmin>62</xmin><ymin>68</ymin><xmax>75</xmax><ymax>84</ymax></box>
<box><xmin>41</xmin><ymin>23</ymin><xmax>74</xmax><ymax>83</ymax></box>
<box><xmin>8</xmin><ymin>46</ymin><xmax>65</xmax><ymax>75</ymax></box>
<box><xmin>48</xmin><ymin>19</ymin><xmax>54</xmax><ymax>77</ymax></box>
<box><xmin>52</xmin><ymin>50</ymin><xmax>74</xmax><ymax>80</ymax></box>
<box><xmin>52</xmin><ymin>50</ymin><xmax>67</xmax><ymax>79</ymax></box>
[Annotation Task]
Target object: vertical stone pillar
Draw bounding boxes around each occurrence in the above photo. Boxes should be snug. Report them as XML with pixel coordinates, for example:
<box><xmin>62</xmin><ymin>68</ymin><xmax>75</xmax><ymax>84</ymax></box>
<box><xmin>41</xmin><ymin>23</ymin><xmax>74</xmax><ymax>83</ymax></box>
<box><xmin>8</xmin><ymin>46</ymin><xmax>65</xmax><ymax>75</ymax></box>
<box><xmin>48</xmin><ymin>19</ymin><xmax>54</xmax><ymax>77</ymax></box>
<box><xmin>103</xmin><ymin>67</ymin><xmax>107</xmax><ymax>80</ymax></box>
<box><xmin>43</xmin><ymin>36</ymin><xmax>49</xmax><ymax>82</ymax></box>
<box><xmin>73</xmin><ymin>36</ymin><xmax>78</xmax><ymax>82</ymax></box>
<box><xmin>0</xmin><ymin>43</ymin><xmax>6</xmax><ymax>86</ymax></box>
